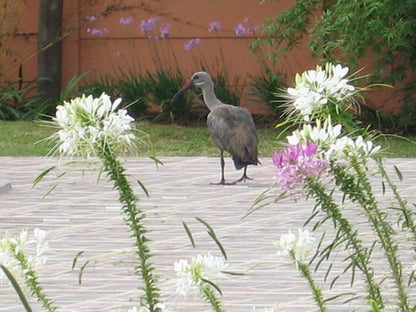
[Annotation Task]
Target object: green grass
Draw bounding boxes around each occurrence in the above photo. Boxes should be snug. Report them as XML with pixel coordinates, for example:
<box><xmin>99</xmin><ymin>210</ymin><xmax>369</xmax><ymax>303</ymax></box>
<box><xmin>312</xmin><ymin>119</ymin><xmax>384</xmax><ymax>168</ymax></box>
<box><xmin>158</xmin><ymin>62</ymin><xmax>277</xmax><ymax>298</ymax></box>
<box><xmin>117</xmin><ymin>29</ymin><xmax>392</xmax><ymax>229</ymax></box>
<box><xmin>0</xmin><ymin>121</ymin><xmax>416</xmax><ymax>157</ymax></box>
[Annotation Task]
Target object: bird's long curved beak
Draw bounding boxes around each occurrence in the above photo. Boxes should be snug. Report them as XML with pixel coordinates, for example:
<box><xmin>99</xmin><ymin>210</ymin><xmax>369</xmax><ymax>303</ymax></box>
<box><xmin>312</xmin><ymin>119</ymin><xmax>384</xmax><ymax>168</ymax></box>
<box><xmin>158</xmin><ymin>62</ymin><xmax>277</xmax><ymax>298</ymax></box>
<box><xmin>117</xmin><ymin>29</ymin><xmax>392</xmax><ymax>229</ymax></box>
<box><xmin>171</xmin><ymin>79</ymin><xmax>194</xmax><ymax>103</ymax></box>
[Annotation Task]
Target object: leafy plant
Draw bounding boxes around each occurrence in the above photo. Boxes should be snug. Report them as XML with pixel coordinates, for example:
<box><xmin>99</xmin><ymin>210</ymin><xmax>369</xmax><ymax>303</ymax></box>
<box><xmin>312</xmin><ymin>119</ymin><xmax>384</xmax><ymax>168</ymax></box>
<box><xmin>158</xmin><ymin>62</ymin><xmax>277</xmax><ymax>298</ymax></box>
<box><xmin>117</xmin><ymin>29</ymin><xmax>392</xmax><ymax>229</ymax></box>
<box><xmin>252</xmin><ymin>0</ymin><xmax>416</xmax><ymax>107</ymax></box>
<box><xmin>114</xmin><ymin>71</ymin><xmax>151</xmax><ymax>118</ymax></box>
<box><xmin>0</xmin><ymin>78</ymin><xmax>41</xmax><ymax>121</ymax></box>
<box><xmin>248</xmin><ymin>65</ymin><xmax>286</xmax><ymax>116</ymax></box>
<box><xmin>255</xmin><ymin>63</ymin><xmax>416</xmax><ymax>311</ymax></box>
<box><xmin>148</xmin><ymin>69</ymin><xmax>194</xmax><ymax>122</ymax></box>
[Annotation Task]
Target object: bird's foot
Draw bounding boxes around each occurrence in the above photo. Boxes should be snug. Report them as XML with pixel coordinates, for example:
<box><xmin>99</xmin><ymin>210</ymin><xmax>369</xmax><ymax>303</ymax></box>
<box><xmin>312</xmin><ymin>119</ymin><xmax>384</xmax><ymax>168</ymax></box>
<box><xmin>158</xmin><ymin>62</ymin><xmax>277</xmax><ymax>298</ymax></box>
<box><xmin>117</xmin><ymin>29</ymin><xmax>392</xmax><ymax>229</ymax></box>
<box><xmin>231</xmin><ymin>174</ymin><xmax>253</xmax><ymax>184</ymax></box>
<box><xmin>210</xmin><ymin>179</ymin><xmax>237</xmax><ymax>186</ymax></box>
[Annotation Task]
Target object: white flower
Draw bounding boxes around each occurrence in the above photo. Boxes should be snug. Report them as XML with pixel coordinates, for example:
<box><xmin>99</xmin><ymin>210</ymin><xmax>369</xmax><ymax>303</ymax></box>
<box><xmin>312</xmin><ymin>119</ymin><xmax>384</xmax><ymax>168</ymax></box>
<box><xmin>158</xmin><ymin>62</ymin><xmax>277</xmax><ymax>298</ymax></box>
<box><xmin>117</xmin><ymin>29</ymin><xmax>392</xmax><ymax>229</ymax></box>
<box><xmin>0</xmin><ymin>229</ymin><xmax>49</xmax><ymax>281</ymax></box>
<box><xmin>285</xmin><ymin>63</ymin><xmax>357</xmax><ymax>120</ymax></box>
<box><xmin>326</xmin><ymin>135</ymin><xmax>381</xmax><ymax>164</ymax></box>
<box><xmin>51</xmin><ymin>93</ymin><xmax>136</xmax><ymax>158</ymax></box>
<box><xmin>286</xmin><ymin>118</ymin><xmax>342</xmax><ymax>151</ymax></box>
<box><xmin>275</xmin><ymin>228</ymin><xmax>315</xmax><ymax>264</ymax></box>
<box><xmin>174</xmin><ymin>254</ymin><xmax>228</xmax><ymax>298</ymax></box>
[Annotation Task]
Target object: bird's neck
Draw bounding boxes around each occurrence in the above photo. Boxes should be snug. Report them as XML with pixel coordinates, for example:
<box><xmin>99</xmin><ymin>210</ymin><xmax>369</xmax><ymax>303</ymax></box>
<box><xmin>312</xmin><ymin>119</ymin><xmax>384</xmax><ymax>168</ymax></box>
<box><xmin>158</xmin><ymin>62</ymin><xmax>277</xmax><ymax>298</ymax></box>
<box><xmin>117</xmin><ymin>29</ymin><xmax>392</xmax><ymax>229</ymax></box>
<box><xmin>201</xmin><ymin>83</ymin><xmax>222</xmax><ymax>111</ymax></box>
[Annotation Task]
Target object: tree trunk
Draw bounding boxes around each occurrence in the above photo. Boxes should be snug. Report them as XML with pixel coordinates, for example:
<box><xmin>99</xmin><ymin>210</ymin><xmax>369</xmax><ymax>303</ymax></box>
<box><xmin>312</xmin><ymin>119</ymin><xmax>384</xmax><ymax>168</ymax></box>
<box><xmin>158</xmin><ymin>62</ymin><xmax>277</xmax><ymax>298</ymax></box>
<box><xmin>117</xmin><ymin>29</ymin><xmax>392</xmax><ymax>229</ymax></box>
<box><xmin>37</xmin><ymin>0</ymin><xmax>63</xmax><ymax>108</ymax></box>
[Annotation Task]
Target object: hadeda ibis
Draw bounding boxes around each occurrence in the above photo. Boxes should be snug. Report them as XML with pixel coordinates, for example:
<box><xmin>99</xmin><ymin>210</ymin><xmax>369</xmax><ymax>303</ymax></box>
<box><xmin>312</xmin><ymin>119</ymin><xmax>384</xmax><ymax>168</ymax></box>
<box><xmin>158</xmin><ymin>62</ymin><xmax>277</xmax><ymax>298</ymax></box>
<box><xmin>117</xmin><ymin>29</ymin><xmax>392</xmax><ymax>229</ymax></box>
<box><xmin>173</xmin><ymin>71</ymin><xmax>259</xmax><ymax>185</ymax></box>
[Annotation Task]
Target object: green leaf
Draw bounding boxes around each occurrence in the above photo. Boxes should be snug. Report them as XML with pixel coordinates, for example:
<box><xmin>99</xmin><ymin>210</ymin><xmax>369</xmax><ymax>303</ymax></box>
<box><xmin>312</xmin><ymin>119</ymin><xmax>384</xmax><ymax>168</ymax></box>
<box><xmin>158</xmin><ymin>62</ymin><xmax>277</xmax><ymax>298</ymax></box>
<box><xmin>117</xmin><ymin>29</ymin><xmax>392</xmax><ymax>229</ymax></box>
<box><xmin>200</xmin><ymin>277</ymin><xmax>223</xmax><ymax>296</ymax></box>
<box><xmin>182</xmin><ymin>221</ymin><xmax>195</xmax><ymax>248</ymax></box>
<box><xmin>72</xmin><ymin>251</ymin><xmax>84</xmax><ymax>270</ymax></box>
<box><xmin>196</xmin><ymin>217</ymin><xmax>227</xmax><ymax>260</ymax></box>
<box><xmin>78</xmin><ymin>260</ymin><xmax>90</xmax><ymax>285</ymax></box>
<box><xmin>0</xmin><ymin>265</ymin><xmax>33</xmax><ymax>312</ymax></box>
<box><xmin>394</xmin><ymin>165</ymin><xmax>403</xmax><ymax>182</ymax></box>
<box><xmin>32</xmin><ymin>166</ymin><xmax>56</xmax><ymax>188</ymax></box>
<box><xmin>137</xmin><ymin>179</ymin><xmax>149</xmax><ymax>197</ymax></box>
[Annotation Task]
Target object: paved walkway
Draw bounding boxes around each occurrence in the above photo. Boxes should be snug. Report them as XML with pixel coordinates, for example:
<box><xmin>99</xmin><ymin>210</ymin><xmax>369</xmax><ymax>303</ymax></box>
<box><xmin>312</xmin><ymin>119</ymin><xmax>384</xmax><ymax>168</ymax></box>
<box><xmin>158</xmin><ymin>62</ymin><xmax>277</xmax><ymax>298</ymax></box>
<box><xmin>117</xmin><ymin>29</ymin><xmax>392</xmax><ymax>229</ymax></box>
<box><xmin>1</xmin><ymin>156</ymin><xmax>416</xmax><ymax>311</ymax></box>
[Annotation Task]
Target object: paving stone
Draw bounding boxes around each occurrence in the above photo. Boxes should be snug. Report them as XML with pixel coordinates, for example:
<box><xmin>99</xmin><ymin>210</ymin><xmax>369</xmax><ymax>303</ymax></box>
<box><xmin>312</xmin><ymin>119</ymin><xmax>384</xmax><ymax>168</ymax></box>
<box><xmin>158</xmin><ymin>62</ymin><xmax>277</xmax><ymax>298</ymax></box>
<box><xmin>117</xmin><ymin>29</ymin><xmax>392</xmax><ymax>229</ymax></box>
<box><xmin>0</xmin><ymin>178</ymin><xmax>11</xmax><ymax>193</ymax></box>
<box><xmin>0</xmin><ymin>157</ymin><xmax>415</xmax><ymax>311</ymax></box>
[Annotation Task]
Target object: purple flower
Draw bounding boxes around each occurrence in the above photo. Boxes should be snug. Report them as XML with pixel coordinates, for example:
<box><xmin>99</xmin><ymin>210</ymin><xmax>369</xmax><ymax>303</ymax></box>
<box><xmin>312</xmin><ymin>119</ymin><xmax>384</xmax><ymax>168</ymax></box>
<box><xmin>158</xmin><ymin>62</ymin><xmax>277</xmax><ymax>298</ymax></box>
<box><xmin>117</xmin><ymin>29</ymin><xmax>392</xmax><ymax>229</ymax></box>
<box><xmin>160</xmin><ymin>24</ymin><xmax>170</xmax><ymax>39</ymax></box>
<box><xmin>140</xmin><ymin>17</ymin><xmax>160</xmax><ymax>33</ymax></box>
<box><xmin>247</xmin><ymin>26</ymin><xmax>259</xmax><ymax>35</ymax></box>
<box><xmin>272</xmin><ymin>142</ymin><xmax>327</xmax><ymax>190</ymax></box>
<box><xmin>243</xmin><ymin>17</ymin><xmax>252</xmax><ymax>24</ymax></box>
<box><xmin>184</xmin><ymin>38</ymin><xmax>201</xmax><ymax>50</ymax></box>
<box><xmin>87</xmin><ymin>28</ymin><xmax>108</xmax><ymax>36</ymax></box>
<box><xmin>234</xmin><ymin>23</ymin><xmax>246</xmax><ymax>36</ymax></box>
<box><xmin>208</xmin><ymin>22</ymin><xmax>221</xmax><ymax>32</ymax></box>
<box><xmin>120</xmin><ymin>17</ymin><xmax>133</xmax><ymax>25</ymax></box>
<box><xmin>85</xmin><ymin>16</ymin><xmax>96</xmax><ymax>22</ymax></box>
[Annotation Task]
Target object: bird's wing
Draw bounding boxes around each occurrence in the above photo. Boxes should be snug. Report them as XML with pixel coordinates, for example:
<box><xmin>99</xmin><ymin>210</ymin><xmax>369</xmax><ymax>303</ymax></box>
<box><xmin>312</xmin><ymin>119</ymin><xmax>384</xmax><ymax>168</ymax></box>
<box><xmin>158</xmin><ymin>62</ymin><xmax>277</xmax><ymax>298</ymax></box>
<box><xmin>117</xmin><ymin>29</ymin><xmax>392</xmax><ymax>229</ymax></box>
<box><xmin>207</xmin><ymin>105</ymin><xmax>258</xmax><ymax>164</ymax></box>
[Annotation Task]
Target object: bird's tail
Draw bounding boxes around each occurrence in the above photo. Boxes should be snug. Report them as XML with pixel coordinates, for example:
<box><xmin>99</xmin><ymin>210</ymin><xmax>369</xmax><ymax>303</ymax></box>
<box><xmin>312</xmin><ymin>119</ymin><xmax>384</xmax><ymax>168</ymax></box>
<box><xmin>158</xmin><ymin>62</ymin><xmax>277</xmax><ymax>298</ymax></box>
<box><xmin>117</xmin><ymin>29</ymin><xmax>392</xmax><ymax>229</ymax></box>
<box><xmin>232</xmin><ymin>155</ymin><xmax>259</xmax><ymax>170</ymax></box>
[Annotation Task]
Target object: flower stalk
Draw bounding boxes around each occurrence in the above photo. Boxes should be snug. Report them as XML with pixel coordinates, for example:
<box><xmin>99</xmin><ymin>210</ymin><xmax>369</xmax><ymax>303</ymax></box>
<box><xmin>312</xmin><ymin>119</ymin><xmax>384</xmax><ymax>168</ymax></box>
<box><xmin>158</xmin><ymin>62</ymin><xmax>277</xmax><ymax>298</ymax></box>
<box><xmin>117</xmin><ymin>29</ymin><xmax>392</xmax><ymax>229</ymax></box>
<box><xmin>305</xmin><ymin>177</ymin><xmax>383</xmax><ymax>309</ymax></box>
<box><xmin>1</xmin><ymin>229</ymin><xmax>56</xmax><ymax>312</ymax></box>
<box><xmin>334</xmin><ymin>158</ymin><xmax>409</xmax><ymax>310</ymax></box>
<box><xmin>99</xmin><ymin>142</ymin><xmax>161</xmax><ymax>311</ymax></box>
<box><xmin>265</xmin><ymin>63</ymin><xmax>416</xmax><ymax>311</ymax></box>
<box><xmin>40</xmin><ymin>93</ymin><xmax>162</xmax><ymax>311</ymax></box>
<box><xmin>296</xmin><ymin>258</ymin><xmax>326</xmax><ymax>312</ymax></box>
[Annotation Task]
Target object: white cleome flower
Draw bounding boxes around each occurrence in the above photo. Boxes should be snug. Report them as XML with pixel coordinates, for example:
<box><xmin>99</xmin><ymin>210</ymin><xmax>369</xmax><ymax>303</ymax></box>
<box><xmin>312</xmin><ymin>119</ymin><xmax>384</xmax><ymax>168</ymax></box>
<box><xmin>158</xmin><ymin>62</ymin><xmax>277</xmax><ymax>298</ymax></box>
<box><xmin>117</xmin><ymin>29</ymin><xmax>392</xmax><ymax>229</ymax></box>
<box><xmin>52</xmin><ymin>93</ymin><xmax>136</xmax><ymax>158</ymax></box>
<box><xmin>274</xmin><ymin>228</ymin><xmax>315</xmax><ymax>264</ymax></box>
<box><xmin>0</xmin><ymin>229</ymin><xmax>49</xmax><ymax>281</ymax></box>
<box><xmin>286</xmin><ymin>118</ymin><xmax>342</xmax><ymax>151</ymax></box>
<box><xmin>284</xmin><ymin>63</ymin><xmax>356</xmax><ymax>120</ymax></box>
<box><xmin>326</xmin><ymin>135</ymin><xmax>381</xmax><ymax>164</ymax></box>
<box><xmin>173</xmin><ymin>254</ymin><xmax>228</xmax><ymax>298</ymax></box>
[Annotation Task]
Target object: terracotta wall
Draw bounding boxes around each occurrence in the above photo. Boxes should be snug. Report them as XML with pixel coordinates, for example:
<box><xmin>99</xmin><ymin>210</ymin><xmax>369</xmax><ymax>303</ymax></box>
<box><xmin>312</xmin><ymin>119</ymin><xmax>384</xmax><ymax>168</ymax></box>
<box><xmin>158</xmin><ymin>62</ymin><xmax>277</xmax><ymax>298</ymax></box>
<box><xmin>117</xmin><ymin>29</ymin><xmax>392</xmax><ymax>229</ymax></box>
<box><xmin>7</xmin><ymin>0</ymin><xmax>403</xmax><ymax>114</ymax></box>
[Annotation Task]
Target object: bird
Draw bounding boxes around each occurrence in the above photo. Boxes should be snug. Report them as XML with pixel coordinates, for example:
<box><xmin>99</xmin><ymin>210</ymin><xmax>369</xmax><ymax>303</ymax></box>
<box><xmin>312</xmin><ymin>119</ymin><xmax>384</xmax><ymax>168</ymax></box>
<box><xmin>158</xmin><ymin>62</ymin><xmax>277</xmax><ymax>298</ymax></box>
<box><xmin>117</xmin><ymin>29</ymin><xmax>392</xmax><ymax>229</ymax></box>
<box><xmin>172</xmin><ymin>71</ymin><xmax>259</xmax><ymax>185</ymax></box>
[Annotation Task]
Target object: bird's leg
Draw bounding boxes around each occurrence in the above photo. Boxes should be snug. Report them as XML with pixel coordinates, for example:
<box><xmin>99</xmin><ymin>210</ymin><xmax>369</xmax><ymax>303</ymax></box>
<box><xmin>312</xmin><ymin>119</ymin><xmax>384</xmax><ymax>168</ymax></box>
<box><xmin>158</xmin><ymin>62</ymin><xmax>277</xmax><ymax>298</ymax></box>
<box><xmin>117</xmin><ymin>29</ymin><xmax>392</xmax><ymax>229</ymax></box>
<box><xmin>232</xmin><ymin>165</ymin><xmax>253</xmax><ymax>184</ymax></box>
<box><xmin>211</xmin><ymin>150</ymin><xmax>235</xmax><ymax>185</ymax></box>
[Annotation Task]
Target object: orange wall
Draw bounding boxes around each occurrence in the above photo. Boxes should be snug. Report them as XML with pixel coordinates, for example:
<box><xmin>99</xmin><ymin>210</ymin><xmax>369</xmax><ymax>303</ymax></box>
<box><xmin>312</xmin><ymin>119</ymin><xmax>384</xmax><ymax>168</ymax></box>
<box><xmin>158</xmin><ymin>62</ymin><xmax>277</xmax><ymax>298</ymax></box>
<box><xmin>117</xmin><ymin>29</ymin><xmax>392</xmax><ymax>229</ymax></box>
<box><xmin>8</xmin><ymin>0</ymin><xmax>403</xmax><ymax>113</ymax></box>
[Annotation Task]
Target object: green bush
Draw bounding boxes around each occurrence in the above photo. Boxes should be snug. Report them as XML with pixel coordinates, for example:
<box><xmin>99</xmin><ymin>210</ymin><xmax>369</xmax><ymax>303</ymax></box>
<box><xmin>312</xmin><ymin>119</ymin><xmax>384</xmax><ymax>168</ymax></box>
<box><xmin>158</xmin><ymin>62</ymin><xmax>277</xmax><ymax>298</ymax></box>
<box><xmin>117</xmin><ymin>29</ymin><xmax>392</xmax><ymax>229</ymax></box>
<box><xmin>0</xmin><ymin>78</ymin><xmax>42</xmax><ymax>121</ymax></box>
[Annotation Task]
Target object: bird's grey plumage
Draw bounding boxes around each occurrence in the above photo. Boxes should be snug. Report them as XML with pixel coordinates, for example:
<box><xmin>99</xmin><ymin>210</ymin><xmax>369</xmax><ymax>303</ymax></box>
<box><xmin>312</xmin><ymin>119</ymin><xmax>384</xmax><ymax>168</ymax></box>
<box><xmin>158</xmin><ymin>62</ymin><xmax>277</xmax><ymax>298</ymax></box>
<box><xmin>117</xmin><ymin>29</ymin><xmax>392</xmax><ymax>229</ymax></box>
<box><xmin>174</xmin><ymin>71</ymin><xmax>259</xmax><ymax>185</ymax></box>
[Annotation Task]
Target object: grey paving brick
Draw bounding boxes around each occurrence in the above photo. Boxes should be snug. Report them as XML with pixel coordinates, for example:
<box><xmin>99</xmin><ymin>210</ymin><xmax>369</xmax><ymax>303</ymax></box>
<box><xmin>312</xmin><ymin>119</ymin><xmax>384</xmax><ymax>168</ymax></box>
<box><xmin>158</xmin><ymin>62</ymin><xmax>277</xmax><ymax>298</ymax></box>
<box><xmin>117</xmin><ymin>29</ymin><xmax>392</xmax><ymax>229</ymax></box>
<box><xmin>0</xmin><ymin>157</ymin><xmax>415</xmax><ymax>311</ymax></box>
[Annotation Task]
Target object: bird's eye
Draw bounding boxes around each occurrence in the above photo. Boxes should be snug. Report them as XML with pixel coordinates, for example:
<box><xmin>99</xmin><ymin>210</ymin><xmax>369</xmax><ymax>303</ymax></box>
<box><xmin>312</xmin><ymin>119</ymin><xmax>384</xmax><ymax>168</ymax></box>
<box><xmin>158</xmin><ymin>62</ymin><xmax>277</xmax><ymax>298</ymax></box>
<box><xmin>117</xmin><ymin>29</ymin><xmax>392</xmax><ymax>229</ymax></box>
<box><xmin>193</xmin><ymin>75</ymin><xmax>199</xmax><ymax>80</ymax></box>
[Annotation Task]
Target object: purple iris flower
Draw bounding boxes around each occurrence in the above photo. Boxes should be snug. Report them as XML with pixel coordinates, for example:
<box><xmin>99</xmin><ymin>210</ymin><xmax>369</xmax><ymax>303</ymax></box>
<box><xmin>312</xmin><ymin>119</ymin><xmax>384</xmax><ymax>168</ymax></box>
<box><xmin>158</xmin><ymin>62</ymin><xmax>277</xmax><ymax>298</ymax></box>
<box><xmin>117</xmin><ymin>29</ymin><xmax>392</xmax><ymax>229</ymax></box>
<box><xmin>184</xmin><ymin>38</ymin><xmax>201</xmax><ymax>50</ymax></box>
<box><xmin>208</xmin><ymin>22</ymin><xmax>221</xmax><ymax>32</ymax></box>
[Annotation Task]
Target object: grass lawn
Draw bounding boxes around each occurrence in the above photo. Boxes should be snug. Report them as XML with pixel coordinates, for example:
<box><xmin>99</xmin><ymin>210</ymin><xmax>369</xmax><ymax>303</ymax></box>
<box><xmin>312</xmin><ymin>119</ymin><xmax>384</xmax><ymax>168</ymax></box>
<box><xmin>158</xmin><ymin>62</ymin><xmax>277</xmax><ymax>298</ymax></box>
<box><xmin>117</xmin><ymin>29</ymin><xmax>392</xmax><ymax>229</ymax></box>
<box><xmin>1</xmin><ymin>120</ymin><xmax>416</xmax><ymax>157</ymax></box>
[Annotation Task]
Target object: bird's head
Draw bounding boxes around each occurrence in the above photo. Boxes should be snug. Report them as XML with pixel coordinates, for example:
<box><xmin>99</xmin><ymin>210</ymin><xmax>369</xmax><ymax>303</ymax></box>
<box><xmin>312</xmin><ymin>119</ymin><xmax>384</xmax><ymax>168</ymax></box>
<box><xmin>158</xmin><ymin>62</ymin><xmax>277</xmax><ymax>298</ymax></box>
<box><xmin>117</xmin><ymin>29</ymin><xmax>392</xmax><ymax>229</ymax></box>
<box><xmin>171</xmin><ymin>72</ymin><xmax>212</xmax><ymax>102</ymax></box>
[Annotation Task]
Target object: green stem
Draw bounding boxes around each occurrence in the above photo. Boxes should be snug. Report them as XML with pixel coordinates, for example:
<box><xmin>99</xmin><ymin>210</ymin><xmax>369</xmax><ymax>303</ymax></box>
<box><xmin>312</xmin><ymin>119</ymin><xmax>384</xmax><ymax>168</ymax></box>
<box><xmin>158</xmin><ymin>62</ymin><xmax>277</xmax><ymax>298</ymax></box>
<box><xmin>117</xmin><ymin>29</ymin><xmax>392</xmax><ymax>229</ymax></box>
<box><xmin>1</xmin><ymin>264</ymin><xmax>33</xmax><ymax>312</ymax></box>
<box><xmin>296</xmin><ymin>259</ymin><xmax>327</xmax><ymax>312</ymax></box>
<box><xmin>336</xmin><ymin>158</ymin><xmax>409</xmax><ymax>311</ymax></box>
<box><xmin>16</xmin><ymin>253</ymin><xmax>57</xmax><ymax>312</ymax></box>
<box><xmin>376</xmin><ymin>158</ymin><xmax>416</xmax><ymax>242</ymax></box>
<box><xmin>306</xmin><ymin>178</ymin><xmax>383</xmax><ymax>309</ymax></box>
<box><xmin>100</xmin><ymin>143</ymin><xmax>161</xmax><ymax>311</ymax></box>
<box><xmin>201</xmin><ymin>283</ymin><xmax>225</xmax><ymax>312</ymax></box>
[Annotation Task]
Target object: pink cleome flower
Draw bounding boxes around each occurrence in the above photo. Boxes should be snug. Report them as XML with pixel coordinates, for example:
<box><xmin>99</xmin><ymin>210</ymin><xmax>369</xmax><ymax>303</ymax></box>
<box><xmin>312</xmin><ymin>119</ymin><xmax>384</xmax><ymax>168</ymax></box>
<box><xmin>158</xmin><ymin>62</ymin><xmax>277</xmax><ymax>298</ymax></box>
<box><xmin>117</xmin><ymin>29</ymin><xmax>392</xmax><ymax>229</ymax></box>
<box><xmin>273</xmin><ymin>142</ymin><xmax>327</xmax><ymax>190</ymax></box>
